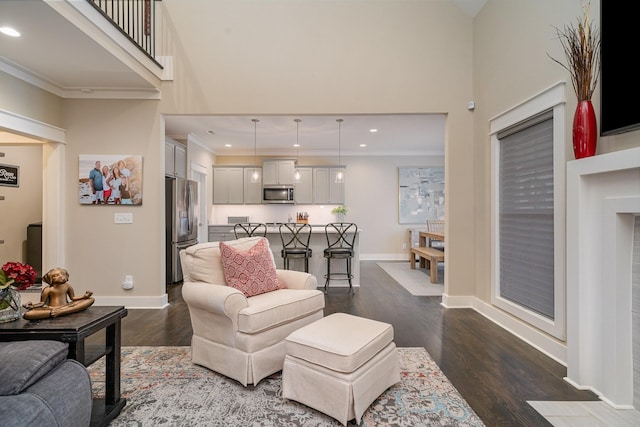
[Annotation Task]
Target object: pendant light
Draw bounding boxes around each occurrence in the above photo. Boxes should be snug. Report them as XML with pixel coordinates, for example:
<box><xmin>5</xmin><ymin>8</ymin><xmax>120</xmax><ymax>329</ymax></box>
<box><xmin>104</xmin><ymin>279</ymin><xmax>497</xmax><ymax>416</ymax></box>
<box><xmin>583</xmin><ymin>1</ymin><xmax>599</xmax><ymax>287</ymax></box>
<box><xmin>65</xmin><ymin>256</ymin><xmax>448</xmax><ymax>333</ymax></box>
<box><xmin>335</xmin><ymin>118</ymin><xmax>344</xmax><ymax>183</ymax></box>
<box><xmin>250</xmin><ymin>118</ymin><xmax>260</xmax><ymax>183</ymax></box>
<box><xmin>294</xmin><ymin>119</ymin><xmax>301</xmax><ymax>182</ymax></box>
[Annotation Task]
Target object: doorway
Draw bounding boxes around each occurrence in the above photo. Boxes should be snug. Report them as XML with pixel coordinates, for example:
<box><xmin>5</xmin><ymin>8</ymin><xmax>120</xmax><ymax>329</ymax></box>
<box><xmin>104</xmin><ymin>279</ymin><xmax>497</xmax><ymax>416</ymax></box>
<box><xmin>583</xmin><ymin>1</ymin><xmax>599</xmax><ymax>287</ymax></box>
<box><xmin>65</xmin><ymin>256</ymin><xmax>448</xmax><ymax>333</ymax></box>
<box><xmin>0</xmin><ymin>110</ymin><xmax>66</xmax><ymax>271</ymax></box>
<box><xmin>190</xmin><ymin>164</ymin><xmax>208</xmax><ymax>245</ymax></box>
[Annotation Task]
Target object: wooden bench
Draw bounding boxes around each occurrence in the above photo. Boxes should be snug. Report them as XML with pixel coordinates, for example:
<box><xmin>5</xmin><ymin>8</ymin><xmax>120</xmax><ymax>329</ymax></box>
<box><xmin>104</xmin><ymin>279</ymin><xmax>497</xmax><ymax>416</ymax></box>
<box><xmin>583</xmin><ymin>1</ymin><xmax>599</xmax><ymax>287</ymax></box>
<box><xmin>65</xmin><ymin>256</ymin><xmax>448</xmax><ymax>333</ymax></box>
<box><xmin>410</xmin><ymin>246</ymin><xmax>445</xmax><ymax>283</ymax></box>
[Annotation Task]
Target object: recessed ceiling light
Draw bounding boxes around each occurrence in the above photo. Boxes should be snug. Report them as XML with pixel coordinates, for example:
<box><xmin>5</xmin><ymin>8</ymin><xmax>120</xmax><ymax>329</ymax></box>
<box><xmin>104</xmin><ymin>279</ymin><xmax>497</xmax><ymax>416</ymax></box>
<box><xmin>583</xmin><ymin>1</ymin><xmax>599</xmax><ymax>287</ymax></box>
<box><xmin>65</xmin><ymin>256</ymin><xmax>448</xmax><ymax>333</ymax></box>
<box><xmin>224</xmin><ymin>144</ymin><xmax>231</xmax><ymax>147</ymax></box>
<box><xmin>369</xmin><ymin>129</ymin><xmax>378</xmax><ymax>133</ymax></box>
<box><xmin>360</xmin><ymin>144</ymin><xmax>367</xmax><ymax>147</ymax></box>
<box><xmin>0</xmin><ymin>27</ymin><xmax>20</xmax><ymax>37</ymax></box>
<box><xmin>293</xmin><ymin>144</ymin><xmax>300</xmax><ymax>147</ymax></box>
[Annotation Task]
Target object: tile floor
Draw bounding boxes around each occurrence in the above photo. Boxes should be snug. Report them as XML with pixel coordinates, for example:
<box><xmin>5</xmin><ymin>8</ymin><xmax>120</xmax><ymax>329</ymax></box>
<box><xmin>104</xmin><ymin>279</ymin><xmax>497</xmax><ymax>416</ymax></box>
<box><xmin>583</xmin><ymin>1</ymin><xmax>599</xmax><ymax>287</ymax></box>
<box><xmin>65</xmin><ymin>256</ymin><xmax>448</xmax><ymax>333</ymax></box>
<box><xmin>528</xmin><ymin>401</ymin><xmax>640</xmax><ymax>427</ymax></box>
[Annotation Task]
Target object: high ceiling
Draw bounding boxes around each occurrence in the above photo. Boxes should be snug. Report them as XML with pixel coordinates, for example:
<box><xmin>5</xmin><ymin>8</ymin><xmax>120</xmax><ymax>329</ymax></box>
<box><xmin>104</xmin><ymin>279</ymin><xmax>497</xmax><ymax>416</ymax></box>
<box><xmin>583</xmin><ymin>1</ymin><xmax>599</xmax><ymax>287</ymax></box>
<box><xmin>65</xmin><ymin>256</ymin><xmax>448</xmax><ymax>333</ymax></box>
<box><xmin>164</xmin><ymin>114</ymin><xmax>446</xmax><ymax>157</ymax></box>
<box><xmin>0</xmin><ymin>0</ymin><xmax>486</xmax><ymax>155</ymax></box>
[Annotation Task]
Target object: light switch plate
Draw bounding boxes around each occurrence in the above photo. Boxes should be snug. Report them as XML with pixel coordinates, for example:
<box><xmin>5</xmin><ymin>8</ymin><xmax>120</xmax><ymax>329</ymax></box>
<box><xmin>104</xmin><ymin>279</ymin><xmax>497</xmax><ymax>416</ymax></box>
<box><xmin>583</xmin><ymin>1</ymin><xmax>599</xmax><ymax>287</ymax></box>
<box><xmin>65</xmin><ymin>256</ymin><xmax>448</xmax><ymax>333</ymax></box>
<box><xmin>114</xmin><ymin>213</ymin><xmax>133</xmax><ymax>224</ymax></box>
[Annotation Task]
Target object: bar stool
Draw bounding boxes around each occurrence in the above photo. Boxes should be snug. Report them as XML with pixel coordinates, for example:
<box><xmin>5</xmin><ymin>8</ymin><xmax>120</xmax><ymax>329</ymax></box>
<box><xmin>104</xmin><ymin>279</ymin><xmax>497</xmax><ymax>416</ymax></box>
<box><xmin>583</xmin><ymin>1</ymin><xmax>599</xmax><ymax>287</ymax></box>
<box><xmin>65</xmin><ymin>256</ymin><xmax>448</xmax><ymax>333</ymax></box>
<box><xmin>233</xmin><ymin>223</ymin><xmax>267</xmax><ymax>239</ymax></box>
<box><xmin>279</xmin><ymin>223</ymin><xmax>312</xmax><ymax>272</ymax></box>
<box><xmin>323</xmin><ymin>222</ymin><xmax>358</xmax><ymax>294</ymax></box>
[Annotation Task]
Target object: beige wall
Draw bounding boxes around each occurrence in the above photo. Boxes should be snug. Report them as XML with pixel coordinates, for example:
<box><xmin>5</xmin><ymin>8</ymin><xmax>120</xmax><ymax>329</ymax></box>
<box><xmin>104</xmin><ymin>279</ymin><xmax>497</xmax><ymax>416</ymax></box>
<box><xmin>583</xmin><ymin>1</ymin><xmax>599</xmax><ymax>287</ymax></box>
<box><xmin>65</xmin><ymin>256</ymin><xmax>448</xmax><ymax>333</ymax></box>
<box><xmin>0</xmin><ymin>73</ymin><xmax>62</xmax><ymax>127</ymax></box>
<box><xmin>0</xmin><ymin>145</ymin><xmax>43</xmax><ymax>264</ymax></box>
<box><xmin>12</xmin><ymin>1</ymin><xmax>634</xmax><ymax>312</ymax></box>
<box><xmin>158</xmin><ymin>0</ymin><xmax>476</xmax><ymax>296</ymax></box>
<box><xmin>0</xmin><ymin>0</ymin><xmax>636</xmax><ymax>360</ymax></box>
<box><xmin>473</xmin><ymin>0</ymin><xmax>640</xmax><ymax>306</ymax></box>
<box><xmin>62</xmin><ymin>99</ymin><xmax>165</xmax><ymax>304</ymax></box>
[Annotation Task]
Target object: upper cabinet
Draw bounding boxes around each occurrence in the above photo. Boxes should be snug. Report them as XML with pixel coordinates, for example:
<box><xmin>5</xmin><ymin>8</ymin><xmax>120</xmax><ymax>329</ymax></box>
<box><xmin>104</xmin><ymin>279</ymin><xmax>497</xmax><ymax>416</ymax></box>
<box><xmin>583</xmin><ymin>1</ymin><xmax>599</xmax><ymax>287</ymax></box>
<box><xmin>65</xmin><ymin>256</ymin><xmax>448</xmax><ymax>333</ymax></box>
<box><xmin>262</xmin><ymin>160</ymin><xmax>295</xmax><ymax>185</ymax></box>
<box><xmin>243</xmin><ymin>167</ymin><xmax>263</xmax><ymax>204</ymax></box>
<box><xmin>213</xmin><ymin>167</ymin><xmax>244</xmax><ymax>204</ymax></box>
<box><xmin>294</xmin><ymin>167</ymin><xmax>313</xmax><ymax>204</ymax></box>
<box><xmin>312</xmin><ymin>167</ymin><xmax>345</xmax><ymax>205</ymax></box>
<box><xmin>165</xmin><ymin>138</ymin><xmax>186</xmax><ymax>178</ymax></box>
<box><xmin>211</xmin><ymin>163</ymin><xmax>345</xmax><ymax>206</ymax></box>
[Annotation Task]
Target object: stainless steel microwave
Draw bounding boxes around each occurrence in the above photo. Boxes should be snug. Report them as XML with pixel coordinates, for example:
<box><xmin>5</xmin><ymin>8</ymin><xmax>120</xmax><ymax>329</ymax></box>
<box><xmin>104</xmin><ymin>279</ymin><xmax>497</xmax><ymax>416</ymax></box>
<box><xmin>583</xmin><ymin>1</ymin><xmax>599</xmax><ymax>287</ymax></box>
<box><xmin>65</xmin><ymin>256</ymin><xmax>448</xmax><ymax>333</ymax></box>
<box><xmin>263</xmin><ymin>185</ymin><xmax>294</xmax><ymax>204</ymax></box>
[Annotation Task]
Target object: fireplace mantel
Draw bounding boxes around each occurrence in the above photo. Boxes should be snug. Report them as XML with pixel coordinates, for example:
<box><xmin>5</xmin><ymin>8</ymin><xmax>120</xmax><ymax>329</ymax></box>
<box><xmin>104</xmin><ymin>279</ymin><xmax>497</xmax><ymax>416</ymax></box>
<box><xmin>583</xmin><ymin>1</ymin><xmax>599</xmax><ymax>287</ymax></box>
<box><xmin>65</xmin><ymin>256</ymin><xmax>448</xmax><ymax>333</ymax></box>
<box><xmin>566</xmin><ymin>146</ymin><xmax>640</xmax><ymax>408</ymax></box>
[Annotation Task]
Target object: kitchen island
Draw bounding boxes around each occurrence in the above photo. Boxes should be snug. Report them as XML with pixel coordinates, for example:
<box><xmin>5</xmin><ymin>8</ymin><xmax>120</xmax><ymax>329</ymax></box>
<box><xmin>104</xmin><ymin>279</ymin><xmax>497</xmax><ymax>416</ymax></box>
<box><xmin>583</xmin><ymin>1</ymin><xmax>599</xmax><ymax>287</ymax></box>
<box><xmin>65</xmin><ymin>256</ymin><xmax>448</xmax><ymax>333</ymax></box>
<box><xmin>208</xmin><ymin>224</ymin><xmax>360</xmax><ymax>288</ymax></box>
<box><xmin>265</xmin><ymin>225</ymin><xmax>360</xmax><ymax>289</ymax></box>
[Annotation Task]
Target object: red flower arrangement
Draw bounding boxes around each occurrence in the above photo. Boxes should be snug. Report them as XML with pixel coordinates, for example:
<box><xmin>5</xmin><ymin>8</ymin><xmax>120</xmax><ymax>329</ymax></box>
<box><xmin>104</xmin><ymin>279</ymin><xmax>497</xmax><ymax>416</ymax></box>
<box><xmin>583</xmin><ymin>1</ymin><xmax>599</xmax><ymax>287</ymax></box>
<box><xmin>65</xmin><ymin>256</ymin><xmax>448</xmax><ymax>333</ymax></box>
<box><xmin>0</xmin><ymin>261</ymin><xmax>37</xmax><ymax>291</ymax></box>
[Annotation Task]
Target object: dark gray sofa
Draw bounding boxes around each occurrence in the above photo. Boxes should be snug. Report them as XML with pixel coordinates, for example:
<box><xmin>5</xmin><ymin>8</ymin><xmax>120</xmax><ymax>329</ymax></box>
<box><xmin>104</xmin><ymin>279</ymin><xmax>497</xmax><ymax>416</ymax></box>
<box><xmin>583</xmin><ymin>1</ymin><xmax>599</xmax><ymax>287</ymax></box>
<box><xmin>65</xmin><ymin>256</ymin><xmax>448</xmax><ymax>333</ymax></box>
<box><xmin>0</xmin><ymin>340</ymin><xmax>92</xmax><ymax>427</ymax></box>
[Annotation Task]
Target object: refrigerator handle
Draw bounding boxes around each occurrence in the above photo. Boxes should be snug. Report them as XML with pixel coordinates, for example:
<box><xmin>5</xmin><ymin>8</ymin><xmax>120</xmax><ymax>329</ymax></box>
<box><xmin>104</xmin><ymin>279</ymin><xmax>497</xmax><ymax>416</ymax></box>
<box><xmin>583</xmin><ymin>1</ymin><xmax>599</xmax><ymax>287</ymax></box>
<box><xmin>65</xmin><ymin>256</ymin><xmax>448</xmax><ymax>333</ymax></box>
<box><xmin>186</xmin><ymin>183</ymin><xmax>192</xmax><ymax>233</ymax></box>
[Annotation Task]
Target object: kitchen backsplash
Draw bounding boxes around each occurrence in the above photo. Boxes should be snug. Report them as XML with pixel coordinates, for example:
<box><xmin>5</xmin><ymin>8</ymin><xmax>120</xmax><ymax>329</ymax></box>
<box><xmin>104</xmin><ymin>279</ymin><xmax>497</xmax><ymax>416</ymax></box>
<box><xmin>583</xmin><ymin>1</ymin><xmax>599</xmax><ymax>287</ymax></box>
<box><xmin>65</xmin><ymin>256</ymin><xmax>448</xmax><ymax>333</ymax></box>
<box><xmin>210</xmin><ymin>204</ymin><xmax>342</xmax><ymax>225</ymax></box>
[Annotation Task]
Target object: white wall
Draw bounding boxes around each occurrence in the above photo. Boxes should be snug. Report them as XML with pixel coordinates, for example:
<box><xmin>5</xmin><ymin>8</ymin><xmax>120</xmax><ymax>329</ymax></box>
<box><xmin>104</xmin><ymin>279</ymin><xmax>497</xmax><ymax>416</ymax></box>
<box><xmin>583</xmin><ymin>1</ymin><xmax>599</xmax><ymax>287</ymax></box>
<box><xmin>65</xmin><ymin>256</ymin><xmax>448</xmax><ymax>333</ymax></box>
<box><xmin>209</xmin><ymin>154</ymin><xmax>445</xmax><ymax>260</ymax></box>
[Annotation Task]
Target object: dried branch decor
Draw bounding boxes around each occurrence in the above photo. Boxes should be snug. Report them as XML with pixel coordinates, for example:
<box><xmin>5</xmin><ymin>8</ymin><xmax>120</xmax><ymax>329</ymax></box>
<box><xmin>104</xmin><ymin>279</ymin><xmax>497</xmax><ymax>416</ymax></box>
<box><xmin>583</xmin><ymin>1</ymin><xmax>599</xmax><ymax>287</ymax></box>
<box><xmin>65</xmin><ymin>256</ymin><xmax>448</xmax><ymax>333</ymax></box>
<box><xmin>548</xmin><ymin>1</ymin><xmax>601</xmax><ymax>101</ymax></box>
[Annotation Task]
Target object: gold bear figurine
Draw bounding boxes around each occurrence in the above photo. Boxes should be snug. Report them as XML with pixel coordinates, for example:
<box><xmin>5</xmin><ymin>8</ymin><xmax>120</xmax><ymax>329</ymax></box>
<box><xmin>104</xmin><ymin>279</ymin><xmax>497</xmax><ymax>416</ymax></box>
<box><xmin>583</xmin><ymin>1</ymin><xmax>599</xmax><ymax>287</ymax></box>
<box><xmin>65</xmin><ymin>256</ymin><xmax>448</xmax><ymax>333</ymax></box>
<box><xmin>22</xmin><ymin>267</ymin><xmax>95</xmax><ymax>320</ymax></box>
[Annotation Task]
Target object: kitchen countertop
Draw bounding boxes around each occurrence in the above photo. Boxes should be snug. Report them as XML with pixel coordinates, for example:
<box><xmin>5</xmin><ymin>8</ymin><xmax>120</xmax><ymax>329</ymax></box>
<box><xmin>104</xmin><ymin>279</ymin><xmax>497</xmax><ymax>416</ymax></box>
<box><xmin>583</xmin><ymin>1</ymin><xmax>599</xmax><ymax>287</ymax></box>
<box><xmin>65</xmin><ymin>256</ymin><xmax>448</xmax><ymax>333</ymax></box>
<box><xmin>207</xmin><ymin>223</ymin><xmax>361</xmax><ymax>288</ymax></box>
<box><xmin>208</xmin><ymin>226</ymin><xmax>358</xmax><ymax>230</ymax></box>
<box><xmin>209</xmin><ymin>224</ymin><xmax>361</xmax><ymax>233</ymax></box>
<box><xmin>267</xmin><ymin>226</ymin><xmax>361</xmax><ymax>234</ymax></box>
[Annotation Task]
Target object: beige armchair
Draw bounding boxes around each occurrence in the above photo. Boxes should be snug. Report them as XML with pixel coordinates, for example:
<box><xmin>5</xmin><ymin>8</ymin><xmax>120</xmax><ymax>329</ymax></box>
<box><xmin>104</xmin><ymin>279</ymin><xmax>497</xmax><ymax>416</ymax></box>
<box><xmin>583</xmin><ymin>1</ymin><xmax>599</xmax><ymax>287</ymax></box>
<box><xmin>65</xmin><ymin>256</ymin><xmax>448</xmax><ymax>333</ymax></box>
<box><xmin>180</xmin><ymin>236</ymin><xmax>325</xmax><ymax>386</ymax></box>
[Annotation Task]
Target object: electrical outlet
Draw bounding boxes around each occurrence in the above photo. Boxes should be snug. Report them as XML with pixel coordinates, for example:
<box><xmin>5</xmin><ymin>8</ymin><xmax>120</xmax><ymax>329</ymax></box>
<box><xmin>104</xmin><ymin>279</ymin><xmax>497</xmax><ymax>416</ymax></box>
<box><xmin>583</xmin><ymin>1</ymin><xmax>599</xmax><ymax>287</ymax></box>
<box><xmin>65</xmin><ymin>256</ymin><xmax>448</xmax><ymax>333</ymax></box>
<box><xmin>402</xmin><ymin>243</ymin><xmax>407</xmax><ymax>249</ymax></box>
<box><xmin>114</xmin><ymin>213</ymin><xmax>133</xmax><ymax>224</ymax></box>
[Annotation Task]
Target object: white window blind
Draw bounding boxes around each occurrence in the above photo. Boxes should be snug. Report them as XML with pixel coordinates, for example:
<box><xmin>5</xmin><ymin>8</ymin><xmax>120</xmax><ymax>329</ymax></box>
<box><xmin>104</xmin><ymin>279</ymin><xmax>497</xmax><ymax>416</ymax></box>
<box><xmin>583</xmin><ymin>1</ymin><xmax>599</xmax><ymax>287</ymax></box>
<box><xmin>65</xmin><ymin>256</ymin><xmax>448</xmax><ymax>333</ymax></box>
<box><xmin>498</xmin><ymin>113</ymin><xmax>554</xmax><ymax>319</ymax></box>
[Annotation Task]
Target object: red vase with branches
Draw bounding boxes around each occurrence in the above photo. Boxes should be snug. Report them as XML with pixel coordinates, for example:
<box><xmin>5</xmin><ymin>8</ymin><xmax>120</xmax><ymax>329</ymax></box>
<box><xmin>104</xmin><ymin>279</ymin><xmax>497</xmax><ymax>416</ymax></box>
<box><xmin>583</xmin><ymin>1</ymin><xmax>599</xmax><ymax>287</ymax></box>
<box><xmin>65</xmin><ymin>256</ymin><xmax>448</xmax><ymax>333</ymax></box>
<box><xmin>550</xmin><ymin>1</ymin><xmax>601</xmax><ymax>159</ymax></box>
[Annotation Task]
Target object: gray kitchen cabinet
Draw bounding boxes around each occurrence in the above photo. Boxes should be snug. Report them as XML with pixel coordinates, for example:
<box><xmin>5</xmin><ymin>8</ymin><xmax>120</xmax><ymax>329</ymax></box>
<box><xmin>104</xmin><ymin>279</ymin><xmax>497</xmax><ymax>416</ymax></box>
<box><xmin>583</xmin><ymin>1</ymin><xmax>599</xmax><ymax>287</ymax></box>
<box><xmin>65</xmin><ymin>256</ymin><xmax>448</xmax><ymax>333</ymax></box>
<box><xmin>313</xmin><ymin>167</ymin><xmax>345</xmax><ymax>204</ymax></box>
<box><xmin>213</xmin><ymin>167</ymin><xmax>243</xmax><ymax>204</ymax></box>
<box><xmin>243</xmin><ymin>167</ymin><xmax>263</xmax><ymax>204</ymax></box>
<box><xmin>208</xmin><ymin>225</ymin><xmax>235</xmax><ymax>242</ymax></box>
<box><xmin>262</xmin><ymin>160</ymin><xmax>295</xmax><ymax>185</ymax></box>
<box><xmin>165</xmin><ymin>137</ymin><xmax>186</xmax><ymax>178</ymax></box>
<box><xmin>294</xmin><ymin>167</ymin><xmax>313</xmax><ymax>204</ymax></box>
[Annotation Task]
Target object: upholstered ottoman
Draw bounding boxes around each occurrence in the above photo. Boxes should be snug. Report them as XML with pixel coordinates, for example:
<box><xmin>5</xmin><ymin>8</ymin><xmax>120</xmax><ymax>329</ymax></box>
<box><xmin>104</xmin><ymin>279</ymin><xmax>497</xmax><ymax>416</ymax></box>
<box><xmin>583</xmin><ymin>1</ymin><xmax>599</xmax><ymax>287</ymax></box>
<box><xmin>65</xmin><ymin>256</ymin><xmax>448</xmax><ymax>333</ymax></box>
<box><xmin>282</xmin><ymin>313</ymin><xmax>400</xmax><ymax>425</ymax></box>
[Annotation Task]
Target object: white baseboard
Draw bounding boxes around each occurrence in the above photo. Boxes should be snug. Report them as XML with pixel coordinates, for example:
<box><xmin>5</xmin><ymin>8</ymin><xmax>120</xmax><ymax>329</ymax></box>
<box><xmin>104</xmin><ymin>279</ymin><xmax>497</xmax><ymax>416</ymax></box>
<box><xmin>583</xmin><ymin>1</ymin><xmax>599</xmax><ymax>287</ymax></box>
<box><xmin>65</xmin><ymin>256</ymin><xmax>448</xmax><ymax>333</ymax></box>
<box><xmin>94</xmin><ymin>294</ymin><xmax>169</xmax><ymax>309</ymax></box>
<box><xmin>442</xmin><ymin>294</ymin><xmax>567</xmax><ymax>365</ymax></box>
<box><xmin>361</xmin><ymin>254</ymin><xmax>408</xmax><ymax>261</ymax></box>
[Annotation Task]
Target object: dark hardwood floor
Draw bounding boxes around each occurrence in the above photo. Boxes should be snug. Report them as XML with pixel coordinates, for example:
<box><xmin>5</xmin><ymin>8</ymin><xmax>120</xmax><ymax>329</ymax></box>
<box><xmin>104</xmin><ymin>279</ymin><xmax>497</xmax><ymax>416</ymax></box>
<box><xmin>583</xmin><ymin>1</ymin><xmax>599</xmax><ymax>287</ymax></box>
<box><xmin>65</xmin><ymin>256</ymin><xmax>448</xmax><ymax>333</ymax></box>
<box><xmin>118</xmin><ymin>260</ymin><xmax>598</xmax><ymax>426</ymax></box>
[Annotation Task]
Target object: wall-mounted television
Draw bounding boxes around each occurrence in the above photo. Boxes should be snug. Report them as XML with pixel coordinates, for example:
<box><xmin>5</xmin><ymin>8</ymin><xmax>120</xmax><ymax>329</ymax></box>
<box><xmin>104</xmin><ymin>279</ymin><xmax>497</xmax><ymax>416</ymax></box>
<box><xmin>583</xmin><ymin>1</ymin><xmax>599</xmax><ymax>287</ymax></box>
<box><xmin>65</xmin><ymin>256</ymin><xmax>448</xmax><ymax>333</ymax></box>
<box><xmin>600</xmin><ymin>2</ymin><xmax>639</xmax><ymax>136</ymax></box>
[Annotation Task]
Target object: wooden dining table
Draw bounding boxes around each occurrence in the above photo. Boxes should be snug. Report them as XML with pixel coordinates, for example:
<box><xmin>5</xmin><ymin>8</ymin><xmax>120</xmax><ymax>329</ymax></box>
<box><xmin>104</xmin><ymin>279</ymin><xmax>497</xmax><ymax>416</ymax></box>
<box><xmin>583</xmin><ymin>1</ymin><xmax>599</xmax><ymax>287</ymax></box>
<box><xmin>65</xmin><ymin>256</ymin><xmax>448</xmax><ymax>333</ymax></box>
<box><xmin>419</xmin><ymin>230</ymin><xmax>445</xmax><ymax>247</ymax></box>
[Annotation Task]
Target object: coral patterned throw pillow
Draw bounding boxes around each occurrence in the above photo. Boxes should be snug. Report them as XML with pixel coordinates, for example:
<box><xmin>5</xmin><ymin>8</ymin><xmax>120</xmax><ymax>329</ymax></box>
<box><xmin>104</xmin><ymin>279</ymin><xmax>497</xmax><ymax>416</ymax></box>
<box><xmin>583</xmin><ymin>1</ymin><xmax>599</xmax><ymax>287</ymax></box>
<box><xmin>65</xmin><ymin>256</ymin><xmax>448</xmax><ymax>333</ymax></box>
<box><xmin>219</xmin><ymin>238</ymin><xmax>287</xmax><ymax>297</ymax></box>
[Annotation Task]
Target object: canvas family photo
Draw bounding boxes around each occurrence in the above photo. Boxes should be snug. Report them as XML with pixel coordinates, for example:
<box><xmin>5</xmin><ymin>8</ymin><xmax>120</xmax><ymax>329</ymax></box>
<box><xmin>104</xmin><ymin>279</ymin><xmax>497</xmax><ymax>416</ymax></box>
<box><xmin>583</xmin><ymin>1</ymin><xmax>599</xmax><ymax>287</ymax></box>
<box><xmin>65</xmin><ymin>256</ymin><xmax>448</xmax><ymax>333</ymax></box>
<box><xmin>79</xmin><ymin>155</ymin><xmax>143</xmax><ymax>205</ymax></box>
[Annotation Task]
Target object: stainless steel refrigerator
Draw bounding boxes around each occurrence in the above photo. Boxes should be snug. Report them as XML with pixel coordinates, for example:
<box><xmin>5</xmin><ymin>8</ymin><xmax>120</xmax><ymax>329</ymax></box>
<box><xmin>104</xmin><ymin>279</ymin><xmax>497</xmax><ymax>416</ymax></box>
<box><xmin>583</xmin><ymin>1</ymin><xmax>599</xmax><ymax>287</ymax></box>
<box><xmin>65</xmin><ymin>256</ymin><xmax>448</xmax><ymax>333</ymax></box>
<box><xmin>166</xmin><ymin>177</ymin><xmax>199</xmax><ymax>284</ymax></box>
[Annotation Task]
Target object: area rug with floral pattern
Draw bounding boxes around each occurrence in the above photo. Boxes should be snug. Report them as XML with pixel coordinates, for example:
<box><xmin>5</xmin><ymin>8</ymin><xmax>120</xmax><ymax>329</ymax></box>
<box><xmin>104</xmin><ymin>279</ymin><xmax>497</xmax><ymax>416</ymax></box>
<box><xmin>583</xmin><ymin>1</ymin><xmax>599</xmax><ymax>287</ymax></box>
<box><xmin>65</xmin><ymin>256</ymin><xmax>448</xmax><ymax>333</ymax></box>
<box><xmin>89</xmin><ymin>346</ymin><xmax>484</xmax><ymax>426</ymax></box>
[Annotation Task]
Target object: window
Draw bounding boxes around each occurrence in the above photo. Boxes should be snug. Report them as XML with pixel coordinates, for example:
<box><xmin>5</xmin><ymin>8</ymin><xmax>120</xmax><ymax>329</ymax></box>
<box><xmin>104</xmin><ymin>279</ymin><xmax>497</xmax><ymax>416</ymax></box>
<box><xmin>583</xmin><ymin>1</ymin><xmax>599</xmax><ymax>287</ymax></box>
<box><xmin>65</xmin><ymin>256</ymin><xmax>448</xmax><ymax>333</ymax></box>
<box><xmin>490</xmin><ymin>83</ymin><xmax>566</xmax><ymax>340</ymax></box>
<box><xmin>498</xmin><ymin>113</ymin><xmax>554</xmax><ymax>318</ymax></box>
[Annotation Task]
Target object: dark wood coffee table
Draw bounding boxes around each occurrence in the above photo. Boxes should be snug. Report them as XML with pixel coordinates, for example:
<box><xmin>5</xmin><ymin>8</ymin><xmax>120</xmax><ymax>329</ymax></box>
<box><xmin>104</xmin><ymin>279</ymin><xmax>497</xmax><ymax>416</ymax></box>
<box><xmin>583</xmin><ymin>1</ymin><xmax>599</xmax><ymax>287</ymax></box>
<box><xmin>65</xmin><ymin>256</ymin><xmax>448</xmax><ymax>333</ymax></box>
<box><xmin>0</xmin><ymin>305</ymin><xmax>128</xmax><ymax>427</ymax></box>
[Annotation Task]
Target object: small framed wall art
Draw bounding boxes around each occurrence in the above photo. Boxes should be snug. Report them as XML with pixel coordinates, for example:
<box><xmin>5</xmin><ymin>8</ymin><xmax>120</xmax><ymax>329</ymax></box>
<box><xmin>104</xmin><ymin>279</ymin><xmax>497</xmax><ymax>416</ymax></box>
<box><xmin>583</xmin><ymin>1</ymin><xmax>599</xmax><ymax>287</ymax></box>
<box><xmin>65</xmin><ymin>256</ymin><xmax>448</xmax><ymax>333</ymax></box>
<box><xmin>79</xmin><ymin>154</ymin><xmax>143</xmax><ymax>205</ymax></box>
<box><xmin>0</xmin><ymin>163</ymin><xmax>19</xmax><ymax>187</ymax></box>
